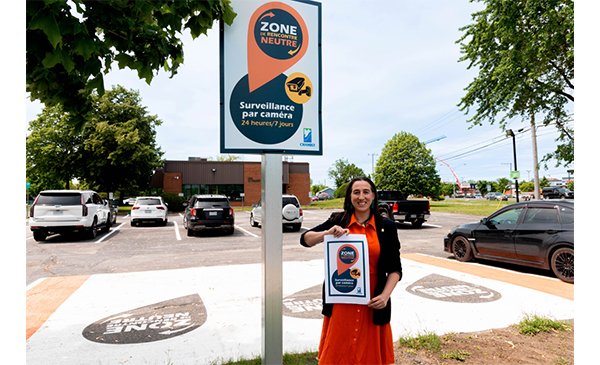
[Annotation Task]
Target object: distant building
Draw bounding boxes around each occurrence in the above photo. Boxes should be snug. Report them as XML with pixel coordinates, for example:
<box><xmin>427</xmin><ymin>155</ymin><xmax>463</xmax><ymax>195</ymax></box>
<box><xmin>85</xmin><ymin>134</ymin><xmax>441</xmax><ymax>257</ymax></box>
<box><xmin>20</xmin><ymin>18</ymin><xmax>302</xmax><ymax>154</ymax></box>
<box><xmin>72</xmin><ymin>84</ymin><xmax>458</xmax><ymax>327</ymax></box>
<box><xmin>149</xmin><ymin>158</ymin><xmax>310</xmax><ymax>206</ymax></box>
<box><xmin>317</xmin><ymin>187</ymin><xmax>335</xmax><ymax>198</ymax></box>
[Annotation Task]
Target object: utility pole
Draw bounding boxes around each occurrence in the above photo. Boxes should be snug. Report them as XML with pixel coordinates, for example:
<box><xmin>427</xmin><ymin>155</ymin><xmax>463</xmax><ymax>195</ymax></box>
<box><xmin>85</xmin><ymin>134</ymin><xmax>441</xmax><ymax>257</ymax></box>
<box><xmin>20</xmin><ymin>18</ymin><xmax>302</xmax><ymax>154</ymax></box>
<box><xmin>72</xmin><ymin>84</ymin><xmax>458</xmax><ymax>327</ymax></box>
<box><xmin>530</xmin><ymin>109</ymin><xmax>541</xmax><ymax>200</ymax></box>
<box><xmin>368</xmin><ymin>153</ymin><xmax>378</xmax><ymax>177</ymax></box>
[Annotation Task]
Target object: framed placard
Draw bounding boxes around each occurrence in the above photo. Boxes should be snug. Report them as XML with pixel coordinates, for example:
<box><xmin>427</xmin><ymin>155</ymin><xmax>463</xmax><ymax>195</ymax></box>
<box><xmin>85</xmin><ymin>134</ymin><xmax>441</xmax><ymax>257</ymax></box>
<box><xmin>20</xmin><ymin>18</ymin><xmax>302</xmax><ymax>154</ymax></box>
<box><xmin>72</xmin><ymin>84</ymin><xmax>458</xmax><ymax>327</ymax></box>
<box><xmin>324</xmin><ymin>234</ymin><xmax>370</xmax><ymax>305</ymax></box>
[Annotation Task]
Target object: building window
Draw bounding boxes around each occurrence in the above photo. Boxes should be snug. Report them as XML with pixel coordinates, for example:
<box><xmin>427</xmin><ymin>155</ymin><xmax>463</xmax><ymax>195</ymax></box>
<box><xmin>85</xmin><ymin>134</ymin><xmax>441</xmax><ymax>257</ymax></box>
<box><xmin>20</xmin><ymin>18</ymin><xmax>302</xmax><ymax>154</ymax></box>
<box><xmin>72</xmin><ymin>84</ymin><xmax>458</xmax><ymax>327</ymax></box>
<box><xmin>183</xmin><ymin>184</ymin><xmax>244</xmax><ymax>201</ymax></box>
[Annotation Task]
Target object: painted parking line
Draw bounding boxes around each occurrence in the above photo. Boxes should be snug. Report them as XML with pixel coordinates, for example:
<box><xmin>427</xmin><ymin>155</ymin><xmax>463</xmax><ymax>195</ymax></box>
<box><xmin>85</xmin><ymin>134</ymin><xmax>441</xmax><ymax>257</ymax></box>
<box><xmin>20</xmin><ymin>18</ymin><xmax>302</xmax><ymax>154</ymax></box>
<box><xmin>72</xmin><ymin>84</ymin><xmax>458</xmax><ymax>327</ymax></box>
<box><xmin>401</xmin><ymin>253</ymin><xmax>574</xmax><ymax>300</ymax></box>
<box><xmin>95</xmin><ymin>222</ymin><xmax>126</xmax><ymax>243</ymax></box>
<box><xmin>174</xmin><ymin>221</ymin><xmax>182</xmax><ymax>240</ymax></box>
<box><xmin>26</xmin><ymin>275</ymin><xmax>91</xmax><ymax>340</ymax></box>
<box><xmin>235</xmin><ymin>225</ymin><xmax>259</xmax><ymax>238</ymax></box>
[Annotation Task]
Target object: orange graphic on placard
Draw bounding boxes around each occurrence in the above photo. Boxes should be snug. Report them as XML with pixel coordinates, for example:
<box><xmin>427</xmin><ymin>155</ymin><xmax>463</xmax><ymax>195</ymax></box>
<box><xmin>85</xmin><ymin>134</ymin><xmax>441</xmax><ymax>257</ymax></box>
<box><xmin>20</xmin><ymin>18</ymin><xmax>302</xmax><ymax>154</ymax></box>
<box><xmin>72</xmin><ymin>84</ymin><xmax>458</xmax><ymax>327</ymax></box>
<box><xmin>247</xmin><ymin>2</ymin><xmax>309</xmax><ymax>92</ymax></box>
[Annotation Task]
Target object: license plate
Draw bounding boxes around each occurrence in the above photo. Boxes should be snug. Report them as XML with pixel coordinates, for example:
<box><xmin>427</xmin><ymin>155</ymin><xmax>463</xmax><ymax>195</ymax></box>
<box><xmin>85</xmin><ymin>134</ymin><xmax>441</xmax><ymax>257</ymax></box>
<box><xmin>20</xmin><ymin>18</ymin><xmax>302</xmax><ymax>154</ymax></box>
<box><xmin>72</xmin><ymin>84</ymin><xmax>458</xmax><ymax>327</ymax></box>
<box><xmin>145</xmin><ymin>210</ymin><xmax>152</xmax><ymax>214</ymax></box>
<box><xmin>410</xmin><ymin>215</ymin><xmax>416</xmax><ymax>218</ymax></box>
<box><xmin>209</xmin><ymin>212</ymin><xmax>217</xmax><ymax>216</ymax></box>
<box><xmin>53</xmin><ymin>211</ymin><xmax>63</xmax><ymax>215</ymax></box>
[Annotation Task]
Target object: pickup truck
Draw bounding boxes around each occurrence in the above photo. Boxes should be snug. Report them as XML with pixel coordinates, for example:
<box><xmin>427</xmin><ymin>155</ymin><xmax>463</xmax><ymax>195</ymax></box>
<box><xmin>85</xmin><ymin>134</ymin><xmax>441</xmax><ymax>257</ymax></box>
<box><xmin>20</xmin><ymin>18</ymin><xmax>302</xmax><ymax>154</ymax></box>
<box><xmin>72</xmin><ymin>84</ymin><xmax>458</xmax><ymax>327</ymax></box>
<box><xmin>377</xmin><ymin>190</ymin><xmax>431</xmax><ymax>228</ymax></box>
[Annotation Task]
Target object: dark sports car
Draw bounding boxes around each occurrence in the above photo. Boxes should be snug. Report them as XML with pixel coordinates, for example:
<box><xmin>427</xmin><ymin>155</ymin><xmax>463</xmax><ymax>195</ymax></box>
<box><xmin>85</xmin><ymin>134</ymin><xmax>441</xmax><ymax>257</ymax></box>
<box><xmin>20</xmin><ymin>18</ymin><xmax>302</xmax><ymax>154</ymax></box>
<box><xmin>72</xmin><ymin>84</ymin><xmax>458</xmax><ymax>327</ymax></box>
<box><xmin>444</xmin><ymin>200</ymin><xmax>574</xmax><ymax>283</ymax></box>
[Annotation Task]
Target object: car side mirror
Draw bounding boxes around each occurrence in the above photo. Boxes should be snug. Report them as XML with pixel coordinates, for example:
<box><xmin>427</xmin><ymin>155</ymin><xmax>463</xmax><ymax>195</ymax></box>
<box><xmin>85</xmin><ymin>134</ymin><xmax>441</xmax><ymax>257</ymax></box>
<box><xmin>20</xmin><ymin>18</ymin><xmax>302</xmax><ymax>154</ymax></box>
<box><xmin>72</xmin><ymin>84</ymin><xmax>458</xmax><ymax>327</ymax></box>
<box><xmin>182</xmin><ymin>203</ymin><xmax>187</xmax><ymax>207</ymax></box>
<box><xmin>480</xmin><ymin>218</ymin><xmax>488</xmax><ymax>225</ymax></box>
<box><xmin>252</xmin><ymin>204</ymin><xmax>257</xmax><ymax>208</ymax></box>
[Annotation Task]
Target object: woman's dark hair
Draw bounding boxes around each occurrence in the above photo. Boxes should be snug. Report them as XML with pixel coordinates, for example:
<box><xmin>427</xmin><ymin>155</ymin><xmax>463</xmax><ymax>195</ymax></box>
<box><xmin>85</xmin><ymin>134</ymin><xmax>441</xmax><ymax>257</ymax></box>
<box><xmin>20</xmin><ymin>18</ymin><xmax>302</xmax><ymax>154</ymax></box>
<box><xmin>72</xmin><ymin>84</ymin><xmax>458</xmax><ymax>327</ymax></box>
<box><xmin>331</xmin><ymin>176</ymin><xmax>383</xmax><ymax>227</ymax></box>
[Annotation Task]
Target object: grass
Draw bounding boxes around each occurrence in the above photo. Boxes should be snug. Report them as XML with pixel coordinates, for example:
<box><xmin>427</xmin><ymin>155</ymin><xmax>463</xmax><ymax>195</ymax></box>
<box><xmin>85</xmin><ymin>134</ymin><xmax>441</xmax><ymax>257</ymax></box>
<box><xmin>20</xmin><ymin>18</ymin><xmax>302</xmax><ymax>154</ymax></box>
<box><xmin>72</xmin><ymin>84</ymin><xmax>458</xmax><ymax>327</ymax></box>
<box><xmin>208</xmin><ymin>351</ymin><xmax>319</xmax><ymax>365</ymax></box>
<box><xmin>303</xmin><ymin>197</ymin><xmax>515</xmax><ymax>217</ymax></box>
<box><xmin>515</xmin><ymin>314</ymin><xmax>572</xmax><ymax>335</ymax></box>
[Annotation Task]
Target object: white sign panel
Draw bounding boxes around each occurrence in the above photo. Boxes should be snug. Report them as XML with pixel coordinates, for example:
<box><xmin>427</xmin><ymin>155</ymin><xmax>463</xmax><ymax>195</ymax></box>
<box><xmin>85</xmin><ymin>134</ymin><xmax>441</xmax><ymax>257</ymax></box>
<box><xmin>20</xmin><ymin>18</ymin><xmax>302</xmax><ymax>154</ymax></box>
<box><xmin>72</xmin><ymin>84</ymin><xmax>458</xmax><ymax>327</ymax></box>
<box><xmin>324</xmin><ymin>234</ymin><xmax>371</xmax><ymax>305</ymax></box>
<box><xmin>220</xmin><ymin>0</ymin><xmax>322</xmax><ymax>155</ymax></box>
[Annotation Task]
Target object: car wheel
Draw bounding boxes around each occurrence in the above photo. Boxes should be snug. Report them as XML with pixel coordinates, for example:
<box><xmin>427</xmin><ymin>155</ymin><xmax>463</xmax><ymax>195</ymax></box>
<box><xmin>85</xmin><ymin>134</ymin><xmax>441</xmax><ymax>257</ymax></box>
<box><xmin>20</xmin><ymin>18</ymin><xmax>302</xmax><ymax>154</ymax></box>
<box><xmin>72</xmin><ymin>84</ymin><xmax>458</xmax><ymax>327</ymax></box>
<box><xmin>106</xmin><ymin>215</ymin><xmax>112</xmax><ymax>228</ymax></box>
<box><xmin>292</xmin><ymin>223</ymin><xmax>301</xmax><ymax>231</ymax></box>
<box><xmin>250</xmin><ymin>214</ymin><xmax>258</xmax><ymax>227</ymax></box>
<box><xmin>187</xmin><ymin>227</ymin><xmax>194</xmax><ymax>236</ymax></box>
<box><xmin>551</xmin><ymin>247</ymin><xmax>574</xmax><ymax>283</ymax></box>
<box><xmin>452</xmin><ymin>235</ymin><xmax>473</xmax><ymax>262</ymax></box>
<box><xmin>33</xmin><ymin>231</ymin><xmax>47</xmax><ymax>242</ymax></box>
<box><xmin>411</xmin><ymin>219</ymin><xmax>424</xmax><ymax>228</ymax></box>
<box><xmin>88</xmin><ymin>218</ymin><xmax>97</xmax><ymax>239</ymax></box>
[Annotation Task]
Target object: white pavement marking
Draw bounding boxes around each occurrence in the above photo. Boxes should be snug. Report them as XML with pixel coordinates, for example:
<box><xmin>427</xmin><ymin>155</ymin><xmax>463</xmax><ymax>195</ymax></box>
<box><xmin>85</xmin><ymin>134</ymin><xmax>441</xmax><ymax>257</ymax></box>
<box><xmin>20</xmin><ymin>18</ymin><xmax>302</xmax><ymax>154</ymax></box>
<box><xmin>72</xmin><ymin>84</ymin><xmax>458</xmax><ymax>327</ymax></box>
<box><xmin>235</xmin><ymin>225</ymin><xmax>259</xmax><ymax>237</ymax></box>
<box><xmin>95</xmin><ymin>222</ymin><xmax>126</xmax><ymax>243</ymax></box>
<box><xmin>26</xmin><ymin>258</ymin><xmax>573</xmax><ymax>365</ymax></box>
<box><xmin>423</xmin><ymin>223</ymin><xmax>443</xmax><ymax>228</ymax></box>
<box><xmin>174</xmin><ymin>221</ymin><xmax>181</xmax><ymax>240</ymax></box>
<box><xmin>26</xmin><ymin>278</ymin><xmax>46</xmax><ymax>291</ymax></box>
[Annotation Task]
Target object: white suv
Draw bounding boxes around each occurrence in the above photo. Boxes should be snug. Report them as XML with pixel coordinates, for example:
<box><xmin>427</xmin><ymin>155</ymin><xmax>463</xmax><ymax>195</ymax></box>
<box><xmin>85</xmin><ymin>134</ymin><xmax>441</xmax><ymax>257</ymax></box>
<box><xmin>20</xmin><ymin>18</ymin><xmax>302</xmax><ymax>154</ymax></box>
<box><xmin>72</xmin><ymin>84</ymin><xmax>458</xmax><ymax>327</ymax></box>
<box><xmin>250</xmin><ymin>194</ymin><xmax>303</xmax><ymax>231</ymax></box>
<box><xmin>130</xmin><ymin>196</ymin><xmax>168</xmax><ymax>226</ymax></box>
<box><xmin>29</xmin><ymin>190</ymin><xmax>111</xmax><ymax>241</ymax></box>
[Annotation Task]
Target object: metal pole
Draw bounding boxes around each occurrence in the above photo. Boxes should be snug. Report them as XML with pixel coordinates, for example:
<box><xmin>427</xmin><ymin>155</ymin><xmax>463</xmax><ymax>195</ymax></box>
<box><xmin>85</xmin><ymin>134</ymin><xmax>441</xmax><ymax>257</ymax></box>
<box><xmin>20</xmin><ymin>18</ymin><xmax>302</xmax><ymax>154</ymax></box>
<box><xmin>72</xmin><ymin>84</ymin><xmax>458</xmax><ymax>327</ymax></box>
<box><xmin>510</xmin><ymin>131</ymin><xmax>519</xmax><ymax>202</ymax></box>
<box><xmin>261</xmin><ymin>153</ymin><xmax>283</xmax><ymax>365</ymax></box>
<box><xmin>530</xmin><ymin>110</ymin><xmax>541</xmax><ymax>200</ymax></box>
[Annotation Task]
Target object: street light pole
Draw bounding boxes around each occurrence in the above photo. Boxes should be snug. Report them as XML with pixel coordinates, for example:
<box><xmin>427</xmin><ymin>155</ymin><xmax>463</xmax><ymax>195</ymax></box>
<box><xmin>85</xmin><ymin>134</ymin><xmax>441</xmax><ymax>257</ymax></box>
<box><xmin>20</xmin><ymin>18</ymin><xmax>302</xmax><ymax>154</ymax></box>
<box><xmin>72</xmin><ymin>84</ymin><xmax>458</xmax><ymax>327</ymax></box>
<box><xmin>507</xmin><ymin>129</ymin><xmax>519</xmax><ymax>203</ymax></box>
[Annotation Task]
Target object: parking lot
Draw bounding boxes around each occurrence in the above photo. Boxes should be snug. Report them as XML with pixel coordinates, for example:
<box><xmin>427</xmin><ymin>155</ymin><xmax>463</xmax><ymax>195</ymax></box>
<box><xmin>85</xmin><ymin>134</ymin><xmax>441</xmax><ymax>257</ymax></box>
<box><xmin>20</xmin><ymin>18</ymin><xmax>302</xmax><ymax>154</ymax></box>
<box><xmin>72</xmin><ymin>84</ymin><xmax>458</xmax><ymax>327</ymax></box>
<box><xmin>25</xmin><ymin>209</ymin><xmax>574</xmax><ymax>364</ymax></box>
<box><xmin>26</xmin><ymin>209</ymin><xmax>484</xmax><ymax>286</ymax></box>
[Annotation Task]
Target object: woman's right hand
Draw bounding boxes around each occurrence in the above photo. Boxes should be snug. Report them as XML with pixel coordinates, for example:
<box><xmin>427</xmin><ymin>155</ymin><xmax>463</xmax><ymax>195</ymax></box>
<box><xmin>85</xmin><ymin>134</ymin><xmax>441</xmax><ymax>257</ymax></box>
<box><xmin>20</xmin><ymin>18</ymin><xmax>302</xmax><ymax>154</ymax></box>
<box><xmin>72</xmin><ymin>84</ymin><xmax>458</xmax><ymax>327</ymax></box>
<box><xmin>327</xmin><ymin>225</ymin><xmax>349</xmax><ymax>238</ymax></box>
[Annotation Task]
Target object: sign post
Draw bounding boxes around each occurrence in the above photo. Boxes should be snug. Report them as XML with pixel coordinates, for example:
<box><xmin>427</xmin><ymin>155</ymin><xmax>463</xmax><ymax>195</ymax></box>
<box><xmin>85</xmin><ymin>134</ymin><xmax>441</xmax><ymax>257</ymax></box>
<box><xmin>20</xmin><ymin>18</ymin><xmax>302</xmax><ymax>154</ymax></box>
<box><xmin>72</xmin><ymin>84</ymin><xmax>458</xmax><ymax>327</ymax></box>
<box><xmin>221</xmin><ymin>1</ymin><xmax>321</xmax><ymax>363</ymax></box>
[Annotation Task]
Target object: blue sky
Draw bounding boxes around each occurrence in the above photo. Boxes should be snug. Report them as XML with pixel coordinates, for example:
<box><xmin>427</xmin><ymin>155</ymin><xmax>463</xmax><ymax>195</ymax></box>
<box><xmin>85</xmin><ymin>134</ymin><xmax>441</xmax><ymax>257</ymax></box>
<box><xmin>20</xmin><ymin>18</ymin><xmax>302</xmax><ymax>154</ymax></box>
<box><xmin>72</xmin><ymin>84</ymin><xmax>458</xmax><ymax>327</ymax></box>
<box><xmin>24</xmin><ymin>0</ymin><xmax>574</xmax><ymax>189</ymax></box>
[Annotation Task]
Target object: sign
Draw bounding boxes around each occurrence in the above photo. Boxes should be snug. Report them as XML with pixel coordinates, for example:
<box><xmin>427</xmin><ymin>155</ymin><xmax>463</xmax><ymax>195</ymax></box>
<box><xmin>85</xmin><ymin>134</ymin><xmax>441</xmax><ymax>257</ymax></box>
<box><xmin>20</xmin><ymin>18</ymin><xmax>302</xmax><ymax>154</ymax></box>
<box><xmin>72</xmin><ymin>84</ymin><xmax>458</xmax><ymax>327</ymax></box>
<box><xmin>510</xmin><ymin>170</ymin><xmax>520</xmax><ymax>179</ymax></box>
<box><xmin>220</xmin><ymin>0</ymin><xmax>322</xmax><ymax>155</ymax></box>
<box><xmin>26</xmin><ymin>182</ymin><xmax>31</xmax><ymax>189</ymax></box>
<box><xmin>324</xmin><ymin>234</ymin><xmax>370</xmax><ymax>305</ymax></box>
<box><xmin>406</xmin><ymin>274</ymin><xmax>501</xmax><ymax>303</ymax></box>
<box><xmin>82</xmin><ymin>294</ymin><xmax>207</xmax><ymax>344</ymax></box>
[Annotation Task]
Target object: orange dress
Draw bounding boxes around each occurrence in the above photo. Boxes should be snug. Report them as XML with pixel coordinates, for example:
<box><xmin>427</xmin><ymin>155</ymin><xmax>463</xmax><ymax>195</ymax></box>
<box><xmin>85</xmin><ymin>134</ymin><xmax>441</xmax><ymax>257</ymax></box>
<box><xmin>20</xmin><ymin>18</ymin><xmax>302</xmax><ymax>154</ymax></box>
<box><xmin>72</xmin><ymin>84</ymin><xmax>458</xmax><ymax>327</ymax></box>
<box><xmin>317</xmin><ymin>214</ymin><xmax>395</xmax><ymax>365</ymax></box>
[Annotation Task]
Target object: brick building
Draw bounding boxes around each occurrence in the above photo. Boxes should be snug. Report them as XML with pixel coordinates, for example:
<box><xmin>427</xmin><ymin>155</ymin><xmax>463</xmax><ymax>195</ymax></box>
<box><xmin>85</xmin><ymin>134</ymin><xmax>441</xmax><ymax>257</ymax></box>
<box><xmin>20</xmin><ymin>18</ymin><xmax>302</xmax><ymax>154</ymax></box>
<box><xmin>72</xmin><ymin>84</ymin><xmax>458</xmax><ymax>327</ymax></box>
<box><xmin>149</xmin><ymin>158</ymin><xmax>311</xmax><ymax>207</ymax></box>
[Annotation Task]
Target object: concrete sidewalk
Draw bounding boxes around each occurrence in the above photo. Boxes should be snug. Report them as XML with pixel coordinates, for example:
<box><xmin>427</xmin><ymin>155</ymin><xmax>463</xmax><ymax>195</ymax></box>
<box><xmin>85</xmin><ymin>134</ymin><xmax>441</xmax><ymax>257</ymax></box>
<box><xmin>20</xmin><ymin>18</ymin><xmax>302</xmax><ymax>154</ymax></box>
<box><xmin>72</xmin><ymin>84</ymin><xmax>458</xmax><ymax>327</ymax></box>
<box><xmin>26</xmin><ymin>255</ymin><xmax>574</xmax><ymax>365</ymax></box>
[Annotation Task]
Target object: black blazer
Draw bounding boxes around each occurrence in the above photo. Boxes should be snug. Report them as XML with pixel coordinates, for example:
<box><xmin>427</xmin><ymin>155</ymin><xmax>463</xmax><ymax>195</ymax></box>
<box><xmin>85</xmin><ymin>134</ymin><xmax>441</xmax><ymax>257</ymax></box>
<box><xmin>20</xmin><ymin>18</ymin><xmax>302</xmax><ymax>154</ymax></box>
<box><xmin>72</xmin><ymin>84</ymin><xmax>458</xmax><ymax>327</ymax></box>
<box><xmin>300</xmin><ymin>214</ymin><xmax>402</xmax><ymax>325</ymax></box>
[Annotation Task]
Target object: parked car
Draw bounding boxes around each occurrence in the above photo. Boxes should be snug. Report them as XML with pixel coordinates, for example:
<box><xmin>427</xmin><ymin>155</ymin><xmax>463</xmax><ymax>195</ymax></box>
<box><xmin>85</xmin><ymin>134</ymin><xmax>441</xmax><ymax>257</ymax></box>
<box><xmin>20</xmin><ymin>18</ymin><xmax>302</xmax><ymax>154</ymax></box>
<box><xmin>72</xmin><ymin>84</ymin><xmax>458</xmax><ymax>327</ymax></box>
<box><xmin>542</xmin><ymin>187</ymin><xmax>573</xmax><ymax>200</ymax></box>
<box><xmin>250</xmin><ymin>194</ymin><xmax>303</xmax><ymax>231</ymax></box>
<box><xmin>123</xmin><ymin>198</ymin><xmax>137</xmax><ymax>205</ymax></box>
<box><xmin>183</xmin><ymin>194</ymin><xmax>234</xmax><ymax>235</ymax></box>
<box><xmin>486</xmin><ymin>192</ymin><xmax>505</xmax><ymax>201</ymax></box>
<box><xmin>377</xmin><ymin>190</ymin><xmax>430</xmax><ymax>228</ymax></box>
<box><xmin>131</xmin><ymin>196</ymin><xmax>168</xmax><ymax>226</ymax></box>
<box><xmin>443</xmin><ymin>200</ymin><xmax>574</xmax><ymax>283</ymax></box>
<box><xmin>104</xmin><ymin>199</ymin><xmax>118</xmax><ymax>225</ymax></box>
<box><xmin>29</xmin><ymin>190</ymin><xmax>111</xmax><ymax>241</ymax></box>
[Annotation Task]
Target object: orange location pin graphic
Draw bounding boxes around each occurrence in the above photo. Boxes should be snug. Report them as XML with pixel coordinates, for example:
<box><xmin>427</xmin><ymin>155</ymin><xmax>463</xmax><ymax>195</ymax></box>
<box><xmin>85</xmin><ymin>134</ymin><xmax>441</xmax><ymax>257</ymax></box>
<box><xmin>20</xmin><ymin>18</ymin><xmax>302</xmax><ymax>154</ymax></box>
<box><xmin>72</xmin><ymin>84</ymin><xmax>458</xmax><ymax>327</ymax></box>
<box><xmin>337</xmin><ymin>245</ymin><xmax>359</xmax><ymax>276</ymax></box>
<box><xmin>247</xmin><ymin>2</ymin><xmax>309</xmax><ymax>93</ymax></box>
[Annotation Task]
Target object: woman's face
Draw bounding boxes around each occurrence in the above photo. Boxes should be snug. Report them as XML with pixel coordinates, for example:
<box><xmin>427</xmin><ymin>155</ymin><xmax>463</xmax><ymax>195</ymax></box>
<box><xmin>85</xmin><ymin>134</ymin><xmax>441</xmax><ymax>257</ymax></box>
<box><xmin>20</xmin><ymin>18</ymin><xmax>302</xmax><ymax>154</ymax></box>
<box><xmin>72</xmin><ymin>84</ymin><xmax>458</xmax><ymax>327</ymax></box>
<box><xmin>350</xmin><ymin>180</ymin><xmax>374</xmax><ymax>214</ymax></box>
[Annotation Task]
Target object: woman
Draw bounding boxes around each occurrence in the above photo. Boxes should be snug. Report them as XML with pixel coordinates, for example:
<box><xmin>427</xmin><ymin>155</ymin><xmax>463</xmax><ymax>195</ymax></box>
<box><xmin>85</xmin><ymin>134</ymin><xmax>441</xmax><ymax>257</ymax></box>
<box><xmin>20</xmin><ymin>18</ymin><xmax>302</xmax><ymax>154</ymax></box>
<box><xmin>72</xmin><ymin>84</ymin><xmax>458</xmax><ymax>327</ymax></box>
<box><xmin>301</xmin><ymin>177</ymin><xmax>402</xmax><ymax>365</ymax></box>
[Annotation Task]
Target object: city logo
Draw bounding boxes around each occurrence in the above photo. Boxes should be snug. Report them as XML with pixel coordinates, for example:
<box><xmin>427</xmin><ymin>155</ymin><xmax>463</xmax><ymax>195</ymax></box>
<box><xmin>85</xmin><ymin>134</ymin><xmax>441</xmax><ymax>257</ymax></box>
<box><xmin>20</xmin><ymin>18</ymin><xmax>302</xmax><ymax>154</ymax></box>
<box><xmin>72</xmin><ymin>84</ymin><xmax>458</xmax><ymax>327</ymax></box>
<box><xmin>303</xmin><ymin>128</ymin><xmax>312</xmax><ymax>142</ymax></box>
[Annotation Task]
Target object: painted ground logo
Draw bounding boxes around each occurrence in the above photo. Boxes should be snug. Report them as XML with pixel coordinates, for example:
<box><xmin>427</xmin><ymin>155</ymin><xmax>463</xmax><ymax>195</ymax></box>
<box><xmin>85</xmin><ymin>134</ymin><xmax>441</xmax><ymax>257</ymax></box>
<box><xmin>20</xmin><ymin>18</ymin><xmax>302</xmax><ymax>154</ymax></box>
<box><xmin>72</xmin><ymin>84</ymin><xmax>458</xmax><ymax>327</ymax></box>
<box><xmin>82</xmin><ymin>294</ymin><xmax>207</xmax><ymax>344</ymax></box>
<box><xmin>282</xmin><ymin>284</ymin><xmax>322</xmax><ymax>319</ymax></box>
<box><xmin>406</xmin><ymin>274</ymin><xmax>501</xmax><ymax>303</ymax></box>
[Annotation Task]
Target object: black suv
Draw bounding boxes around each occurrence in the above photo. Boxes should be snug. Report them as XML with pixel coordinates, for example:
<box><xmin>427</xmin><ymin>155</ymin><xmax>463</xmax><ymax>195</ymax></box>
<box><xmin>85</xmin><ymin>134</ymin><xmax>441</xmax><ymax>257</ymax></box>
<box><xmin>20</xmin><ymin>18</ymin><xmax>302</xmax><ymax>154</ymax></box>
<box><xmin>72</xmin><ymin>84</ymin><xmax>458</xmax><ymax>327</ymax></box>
<box><xmin>183</xmin><ymin>195</ymin><xmax>235</xmax><ymax>236</ymax></box>
<box><xmin>542</xmin><ymin>187</ymin><xmax>574</xmax><ymax>200</ymax></box>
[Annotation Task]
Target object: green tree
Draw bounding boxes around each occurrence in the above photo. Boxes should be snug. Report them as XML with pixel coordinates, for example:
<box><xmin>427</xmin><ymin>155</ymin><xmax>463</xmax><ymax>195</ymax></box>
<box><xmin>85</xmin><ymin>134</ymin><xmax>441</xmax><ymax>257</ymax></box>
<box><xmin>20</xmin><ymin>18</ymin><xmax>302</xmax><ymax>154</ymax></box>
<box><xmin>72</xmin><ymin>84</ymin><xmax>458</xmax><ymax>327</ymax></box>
<box><xmin>374</xmin><ymin>132</ymin><xmax>440</xmax><ymax>197</ymax></box>
<box><xmin>328</xmin><ymin>159</ymin><xmax>366</xmax><ymax>189</ymax></box>
<box><xmin>496</xmin><ymin>177</ymin><xmax>512</xmax><ymax>192</ymax></box>
<box><xmin>80</xmin><ymin>85</ymin><xmax>164</xmax><ymax>195</ymax></box>
<box><xmin>26</xmin><ymin>104</ymin><xmax>85</xmax><ymax>194</ymax></box>
<box><xmin>457</xmin><ymin>0</ymin><xmax>574</xmax><ymax>167</ymax></box>
<box><xmin>26</xmin><ymin>85</ymin><xmax>164</xmax><ymax>197</ymax></box>
<box><xmin>310</xmin><ymin>184</ymin><xmax>328</xmax><ymax>196</ymax></box>
<box><xmin>26</xmin><ymin>0</ymin><xmax>236</xmax><ymax>131</ymax></box>
<box><xmin>519</xmin><ymin>181</ymin><xmax>536</xmax><ymax>192</ymax></box>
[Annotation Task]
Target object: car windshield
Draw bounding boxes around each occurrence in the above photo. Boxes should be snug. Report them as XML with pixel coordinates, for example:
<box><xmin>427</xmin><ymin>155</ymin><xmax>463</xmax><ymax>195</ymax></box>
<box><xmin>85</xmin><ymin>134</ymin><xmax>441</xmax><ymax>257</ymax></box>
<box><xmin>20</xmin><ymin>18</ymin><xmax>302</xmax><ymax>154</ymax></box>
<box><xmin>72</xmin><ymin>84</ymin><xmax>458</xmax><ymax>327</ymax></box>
<box><xmin>558</xmin><ymin>189</ymin><xmax>571</xmax><ymax>193</ymax></box>
<box><xmin>137</xmin><ymin>199</ymin><xmax>162</xmax><ymax>205</ymax></box>
<box><xmin>195</xmin><ymin>197</ymin><xmax>229</xmax><ymax>208</ymax></box>
<box><xmin>37</xmin><ymin>193</ymin><xmax>81</xmax><ymax>205</ymax></box>
<box><xmin>283</xmin><ymin>197</ymin><xmax>299</xmax><ymax>207</ymax></box>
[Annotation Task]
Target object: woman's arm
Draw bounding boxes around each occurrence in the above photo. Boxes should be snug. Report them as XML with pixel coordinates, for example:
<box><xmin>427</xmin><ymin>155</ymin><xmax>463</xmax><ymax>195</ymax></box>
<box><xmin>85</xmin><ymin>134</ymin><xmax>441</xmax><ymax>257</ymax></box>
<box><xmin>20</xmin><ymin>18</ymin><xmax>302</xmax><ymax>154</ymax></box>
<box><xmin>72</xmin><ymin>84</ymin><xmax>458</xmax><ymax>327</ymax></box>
<box><xmin>302</xmin><ymin>225</ymin><xmax>349</xmax><ymax>247</ymax></box>
<box><xmin>367</xmin><ymin>271</ymin><xmax>401</xmax><ymax>309</ymax></box>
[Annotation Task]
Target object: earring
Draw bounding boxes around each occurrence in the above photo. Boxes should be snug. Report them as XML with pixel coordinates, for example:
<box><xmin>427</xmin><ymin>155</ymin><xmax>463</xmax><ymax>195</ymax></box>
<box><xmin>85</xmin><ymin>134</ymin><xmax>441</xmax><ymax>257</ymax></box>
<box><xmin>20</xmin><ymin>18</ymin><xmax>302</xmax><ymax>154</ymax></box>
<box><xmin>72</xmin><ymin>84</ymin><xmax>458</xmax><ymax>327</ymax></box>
<box><xmin>370</xmin><ymin>200</ymin><xmax>375</xmax><ymax>208</ymax></box>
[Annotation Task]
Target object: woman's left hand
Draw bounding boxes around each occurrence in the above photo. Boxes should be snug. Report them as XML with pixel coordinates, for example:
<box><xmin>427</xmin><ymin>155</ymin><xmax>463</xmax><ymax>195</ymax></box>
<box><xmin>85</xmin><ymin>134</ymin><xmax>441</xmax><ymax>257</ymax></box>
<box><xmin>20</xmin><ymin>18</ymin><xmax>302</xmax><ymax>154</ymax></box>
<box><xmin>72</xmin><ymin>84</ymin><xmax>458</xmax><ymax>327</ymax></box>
<box><xmin>367</xmin><ymin>294</ymin><xmax>389</xmax><ymax>310</ymax></box>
